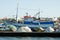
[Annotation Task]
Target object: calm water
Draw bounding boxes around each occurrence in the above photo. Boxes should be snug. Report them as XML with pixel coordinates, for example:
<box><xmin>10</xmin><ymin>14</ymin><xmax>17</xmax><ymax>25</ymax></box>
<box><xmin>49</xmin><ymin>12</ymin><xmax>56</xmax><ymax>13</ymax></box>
<box><xmin>0</xmin><ymin>37</ymin><xmax>60</xmax><ymax>40</ymax></box>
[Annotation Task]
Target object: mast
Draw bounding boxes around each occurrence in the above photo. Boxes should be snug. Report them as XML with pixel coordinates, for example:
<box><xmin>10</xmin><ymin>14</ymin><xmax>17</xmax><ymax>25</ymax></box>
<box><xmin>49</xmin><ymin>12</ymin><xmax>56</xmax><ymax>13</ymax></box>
<box><xmin>38</xmin><ymin>9</ymin><xmax>41</xmax><ymax>27</ymax></box>
<box><xmin>39</xmin><ymin>12</ymin><xmax>41</xmax><ymax>27</ymax></box>
<box><xmin>16</xmin><ymin>0</ymin><xmax>19</xmax><ymax>21</ymax></box>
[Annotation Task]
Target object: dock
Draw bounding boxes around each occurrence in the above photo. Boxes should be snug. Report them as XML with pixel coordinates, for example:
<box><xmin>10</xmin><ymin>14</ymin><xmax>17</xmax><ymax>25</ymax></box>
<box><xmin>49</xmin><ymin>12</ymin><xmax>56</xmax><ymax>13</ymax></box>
<box><xmin>0</xmin><ymin>31</ymin><xmax>59</xmax><ymax>37</ymax></box>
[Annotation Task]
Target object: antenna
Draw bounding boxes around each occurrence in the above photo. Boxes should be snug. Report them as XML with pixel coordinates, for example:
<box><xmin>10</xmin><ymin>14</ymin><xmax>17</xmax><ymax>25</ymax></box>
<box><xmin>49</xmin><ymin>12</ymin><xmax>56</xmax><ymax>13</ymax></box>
<box><xmin>16</xmin><ymin>0</ymin><xmax>19</xmax><ymax>21</ymax></box>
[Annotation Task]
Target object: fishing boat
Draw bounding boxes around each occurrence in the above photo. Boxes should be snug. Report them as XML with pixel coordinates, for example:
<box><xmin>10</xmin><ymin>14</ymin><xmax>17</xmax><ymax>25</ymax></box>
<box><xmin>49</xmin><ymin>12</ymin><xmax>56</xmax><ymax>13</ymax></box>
<box><xmin>1</xmin><ymin>15</ymin><xmax>59</xmax><ymax>37</ymax></box>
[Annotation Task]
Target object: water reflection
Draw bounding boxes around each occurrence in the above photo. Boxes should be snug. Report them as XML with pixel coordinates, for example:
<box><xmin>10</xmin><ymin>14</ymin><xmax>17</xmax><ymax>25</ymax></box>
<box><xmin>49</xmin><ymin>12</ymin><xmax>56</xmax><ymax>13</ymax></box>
<box><xmin>0</xmin><ymin>37</ymin><xmax>60</xmax><ymax>40</ymax></box>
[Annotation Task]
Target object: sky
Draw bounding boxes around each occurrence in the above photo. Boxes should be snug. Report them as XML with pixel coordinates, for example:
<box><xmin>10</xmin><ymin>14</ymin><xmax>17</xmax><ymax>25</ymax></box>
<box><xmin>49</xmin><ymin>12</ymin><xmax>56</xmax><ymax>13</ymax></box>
<box><xmin>0</xmin><ymin>0</ymin><xmax>60</xmax><ymax>18</ymax></box>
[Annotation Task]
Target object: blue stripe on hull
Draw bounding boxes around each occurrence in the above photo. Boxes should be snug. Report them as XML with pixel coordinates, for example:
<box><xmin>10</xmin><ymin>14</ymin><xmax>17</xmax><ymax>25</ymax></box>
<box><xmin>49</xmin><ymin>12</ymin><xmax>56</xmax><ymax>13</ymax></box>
<box><xmin>13</xmin><ymin>23</ymin><xmax>54</xmax><ymax>29</ymax></box>
<box><xmin>24</xmin><ymin>21</ymin><xmax>54</xmax><ymax>25</ymax></box>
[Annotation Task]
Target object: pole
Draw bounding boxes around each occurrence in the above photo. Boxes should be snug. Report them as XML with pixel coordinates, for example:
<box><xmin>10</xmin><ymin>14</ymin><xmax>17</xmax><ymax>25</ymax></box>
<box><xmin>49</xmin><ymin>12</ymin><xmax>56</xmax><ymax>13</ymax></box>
<box><xmin>16</xmin><ymin>0</ymin><xmax>19</xmax><ymax>22</ymax></box>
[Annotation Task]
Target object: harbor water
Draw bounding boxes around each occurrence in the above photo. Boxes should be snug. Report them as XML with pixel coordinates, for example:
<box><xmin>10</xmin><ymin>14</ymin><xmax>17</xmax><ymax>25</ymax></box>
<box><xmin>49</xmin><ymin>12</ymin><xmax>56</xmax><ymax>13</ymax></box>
<box><xmin>0</xmin><ymin>37</ymin><xmax>60</xmax><ymax>40</ymax></box>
